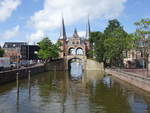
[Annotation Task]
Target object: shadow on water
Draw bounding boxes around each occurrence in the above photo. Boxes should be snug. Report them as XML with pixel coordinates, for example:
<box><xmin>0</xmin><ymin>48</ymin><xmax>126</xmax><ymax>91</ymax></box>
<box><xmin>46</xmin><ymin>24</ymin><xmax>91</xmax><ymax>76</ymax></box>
<box><xmin>0</xmin><ymin>68</ymin><xmax>150</xmax><ymax>113</ymax></box>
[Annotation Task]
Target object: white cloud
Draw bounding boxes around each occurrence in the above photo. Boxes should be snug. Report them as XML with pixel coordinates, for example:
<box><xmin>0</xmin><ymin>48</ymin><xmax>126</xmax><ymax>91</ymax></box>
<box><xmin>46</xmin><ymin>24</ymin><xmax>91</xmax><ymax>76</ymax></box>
<box><xmin>29</xmin><ymin>0</ymin><xmax>127</xmax><ymax>31</ymax></box>
<box><xmin>28</xmin><ymin>0</ymin><xmax>127</xmax><ymax>43</ymax></box>
<box><xmin>0</xmin><ymin>0</ymin><xmax>21</xmax><ymax>22</ymax></box>
<box><xmin>0</xmin><ymin>42</ymin><xmax>5</xmax><ymax>47</ymax></box>
<box><xmin>27</xmin><ymin>30</ymin><xmax>44</xmax><ymax>44</ymax></box>
<box><xmin>78</xmin><ymin>31</ymin><xmax>86</xmax><ymax>37</ymax></box>
<box><xmin>0</xmin><ymin>25</ymin><xmax>20</xmax><ymax>40</ymax></box>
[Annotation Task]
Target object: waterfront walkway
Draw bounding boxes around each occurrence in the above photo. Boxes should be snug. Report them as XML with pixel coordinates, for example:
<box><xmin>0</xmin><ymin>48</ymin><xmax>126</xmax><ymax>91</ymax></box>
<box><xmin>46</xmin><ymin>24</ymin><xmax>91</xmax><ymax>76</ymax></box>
<box><xmin>105</xmin><ymin>68</ymin><xmax>150</xmax><ymax>93</ymax></box>
<box><xmin>110</xmin><ymin>68</ymin><xmax>150</xmax><ymax>80</ymax></box>
<box><xmin>122</xmin><ymin>69</ymin><xmax>150</xmax><ymax>78</ymax></box>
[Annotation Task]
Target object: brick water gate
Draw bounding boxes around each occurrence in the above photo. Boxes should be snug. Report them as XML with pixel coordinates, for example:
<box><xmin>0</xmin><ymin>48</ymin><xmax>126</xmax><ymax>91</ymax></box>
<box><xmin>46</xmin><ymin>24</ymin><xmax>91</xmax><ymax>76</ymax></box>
<box><xmin>58</xmin><ymin>17</ymin><xmax>91</xmax><ymax>70</ymax></box>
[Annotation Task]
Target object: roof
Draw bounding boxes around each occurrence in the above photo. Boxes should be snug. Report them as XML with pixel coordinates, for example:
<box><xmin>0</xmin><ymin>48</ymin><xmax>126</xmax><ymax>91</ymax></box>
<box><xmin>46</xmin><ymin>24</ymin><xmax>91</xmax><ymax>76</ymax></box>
<box><xmin>3</xmin><ymin>42</ymin><xmax>27</xmax><ymax>48</ymax></box>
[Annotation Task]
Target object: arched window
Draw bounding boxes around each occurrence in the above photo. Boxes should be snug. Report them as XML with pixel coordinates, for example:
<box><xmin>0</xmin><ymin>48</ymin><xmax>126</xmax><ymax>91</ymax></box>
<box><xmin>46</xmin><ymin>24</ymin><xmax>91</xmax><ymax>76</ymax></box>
<box><xmin>76</xmin><ymin>48</ymin><xmax>84</xmax><ymax>55</ymax></box>
<box><xmin>68</xmin><ymin>48</ymin><xmax>76</xmax><ymax>55</ymax></box>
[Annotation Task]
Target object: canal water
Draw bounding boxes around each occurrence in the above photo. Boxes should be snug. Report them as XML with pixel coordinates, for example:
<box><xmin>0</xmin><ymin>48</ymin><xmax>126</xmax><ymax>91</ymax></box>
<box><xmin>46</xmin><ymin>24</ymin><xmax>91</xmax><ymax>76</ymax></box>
<box><xmin>0</xmin><ymin>69</ymin><xmax>150</xmax><ymax>113</ymax></box>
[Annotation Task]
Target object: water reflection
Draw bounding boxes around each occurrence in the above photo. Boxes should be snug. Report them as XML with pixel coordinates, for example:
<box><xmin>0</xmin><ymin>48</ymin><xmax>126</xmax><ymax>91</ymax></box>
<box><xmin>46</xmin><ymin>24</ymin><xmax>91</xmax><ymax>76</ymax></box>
<box><xmin>16</xmin><ymin>84</ymin><xmax>20</xmax><ymax>112</ymax></box>
<box><xmin>102</xmin><ymin>75</ymin><xmax>113</xmax><ymax>88</ymax></box>
<box><xmin>70</xmin><ymin>60</ymin><xmax>83</xmax><ymax>78</ymax></box>
<box><xmin>0</xmin><ymin>71</ymin><xmax>150</xmax><ymax>113</ymax></box>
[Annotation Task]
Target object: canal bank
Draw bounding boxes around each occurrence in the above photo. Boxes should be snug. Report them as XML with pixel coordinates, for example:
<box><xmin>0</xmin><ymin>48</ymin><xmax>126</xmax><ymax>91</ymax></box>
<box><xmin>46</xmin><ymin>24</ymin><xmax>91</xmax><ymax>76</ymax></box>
<box><xmin>105</xmin><ymin>69</ymin><xmax>150</xmax><ymax>93</ymax></box>
<box><xmin>0</xmin><ymin>59</ymin><xmax>104</xmax><ymax>85</ymax></box>
<box><xmin>0</xmin><ymin>59</ymin><xmax>66</xmax><ymax>85</ymax></box>
<box><xmin>0</xmin><ymin>64</ymin><xmax>45</xmax><ymax>85</ymax></box>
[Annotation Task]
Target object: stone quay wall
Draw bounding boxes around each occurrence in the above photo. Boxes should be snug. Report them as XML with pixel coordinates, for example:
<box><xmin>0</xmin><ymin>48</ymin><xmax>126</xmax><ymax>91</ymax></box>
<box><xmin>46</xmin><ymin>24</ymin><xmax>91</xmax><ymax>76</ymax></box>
<box><xmin>0</xmin><ymin>64</ymin><xmax>45</xmax><ymax>85</ymax></box>
<box><xmin>45</xmin><ymin>59</ymin><xmax>65</xmax><ymax>71</ymax></box>
<box><xmin>86</xmin><ymin>59</ymin><xmax>104</xmax><ymax>71</ymax></box>
<box><xmin>105</xmin><ymin>69</ymin><xmax>150</xmax><ymax>93</ymax></box>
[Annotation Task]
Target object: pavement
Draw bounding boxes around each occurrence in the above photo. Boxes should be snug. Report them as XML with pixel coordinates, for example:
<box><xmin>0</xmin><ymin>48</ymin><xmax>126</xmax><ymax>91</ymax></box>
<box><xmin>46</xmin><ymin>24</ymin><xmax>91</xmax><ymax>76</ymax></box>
<box><xmin>122</xmin><ymin>69</ymin><xmax>150</xmax><ymax>78</ymax></box>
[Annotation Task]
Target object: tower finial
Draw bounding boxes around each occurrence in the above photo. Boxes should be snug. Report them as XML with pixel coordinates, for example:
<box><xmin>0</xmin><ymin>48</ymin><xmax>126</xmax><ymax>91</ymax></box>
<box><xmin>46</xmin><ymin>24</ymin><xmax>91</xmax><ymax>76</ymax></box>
<box><xmin>86</xmin><ymin>16</ymin><xmax>91</xmax><ymax>39</ymax></box>
<box><xmin>60</xmin><ymin>14</ymin><xmax>67</xmax><ymax>39</ymax></box>
<box><xmin>73</xmin><ymin>28</ymin><xmax>79</xmax><ymax>38</ymax></box>
<box><xmin>74</xmin><ymin>28</ymin><xmax>77</xmax><ymax>34</ymax></box>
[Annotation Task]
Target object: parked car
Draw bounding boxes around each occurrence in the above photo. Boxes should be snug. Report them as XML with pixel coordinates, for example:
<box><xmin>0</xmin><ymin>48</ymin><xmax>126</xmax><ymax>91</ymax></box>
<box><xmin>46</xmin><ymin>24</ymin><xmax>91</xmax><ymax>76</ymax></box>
<box><xmin>21</xmin><ymin>60</ymin><xmax>29</xmax><ymax>67</ymax></box>
<box><xmin>0</xmin><ymin>57</ymin><xmax>11</xmax><ymax>68</ymax></box>
<box><xmin>0</xmin><ymin>57</ymin><xmax>11</xmax><ymax>71</ymax></box>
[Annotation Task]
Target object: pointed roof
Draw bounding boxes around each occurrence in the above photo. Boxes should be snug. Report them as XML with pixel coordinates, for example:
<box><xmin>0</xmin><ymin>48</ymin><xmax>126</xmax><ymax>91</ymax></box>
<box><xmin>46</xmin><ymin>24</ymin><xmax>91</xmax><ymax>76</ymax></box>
<box><xmin>60</xmin><ymin>16</ymin><xmax>67</xmax><ymax>39</ymax></box>
<box><xmin>86</xmin><ymin>17</ymin><xmax>91</xmax><ymax>39</ymax></box>
<box><xmin>73</xmin><ymin>28</ymin><xmax>79</xmax><ymax>38</ymax></box>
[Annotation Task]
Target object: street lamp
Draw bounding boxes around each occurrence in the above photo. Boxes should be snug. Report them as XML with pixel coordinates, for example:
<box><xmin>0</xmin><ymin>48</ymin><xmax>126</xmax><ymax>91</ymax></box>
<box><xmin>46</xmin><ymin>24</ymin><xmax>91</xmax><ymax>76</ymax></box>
<box><xmin>27</xmin><ymin>42</ymin><xmax>30</xmax><ymax>67</ymax></box>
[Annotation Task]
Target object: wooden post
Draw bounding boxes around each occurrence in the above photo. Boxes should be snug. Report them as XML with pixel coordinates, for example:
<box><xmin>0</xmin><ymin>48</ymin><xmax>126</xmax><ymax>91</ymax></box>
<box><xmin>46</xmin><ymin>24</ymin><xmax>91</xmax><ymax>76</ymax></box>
<box><xmin>16</xmin><ymin>72</ymin><xmax>19</xmax><ymax>93</ymax></box>
<box><xmin>28</xmin><ymin>70</ymin><xmax>31</xmax><ymax>100</ymax></box>
<box><xmin>16</xmin><ymin>72</ymin><xmax>19</xmax><ymax>112</ymax></box>
<box><xmin>28</xmin><ymin>70</ymin><xmax>31</xmax><ymax>85</ymax></box>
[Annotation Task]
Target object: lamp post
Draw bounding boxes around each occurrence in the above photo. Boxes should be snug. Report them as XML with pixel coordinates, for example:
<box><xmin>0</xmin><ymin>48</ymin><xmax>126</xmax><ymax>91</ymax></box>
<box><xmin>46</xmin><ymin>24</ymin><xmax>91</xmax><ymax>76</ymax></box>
<box><xmin>34</xmin><ymin>51</ymin><xmax>38</xmax><ymax>64</ymax></box>
<box><xmin>28</xmin><ymin>43</ymin><xmax>29</xmax><ymax>67</ymax></box>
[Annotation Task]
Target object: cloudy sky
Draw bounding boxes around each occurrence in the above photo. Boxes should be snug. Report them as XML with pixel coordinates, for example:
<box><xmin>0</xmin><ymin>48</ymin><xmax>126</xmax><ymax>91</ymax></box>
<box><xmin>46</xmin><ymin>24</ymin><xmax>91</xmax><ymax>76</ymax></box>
<box><xmin>0</xmin><ymin>0</ymin><xmax>149</xmax><ymax>45</ymax></box>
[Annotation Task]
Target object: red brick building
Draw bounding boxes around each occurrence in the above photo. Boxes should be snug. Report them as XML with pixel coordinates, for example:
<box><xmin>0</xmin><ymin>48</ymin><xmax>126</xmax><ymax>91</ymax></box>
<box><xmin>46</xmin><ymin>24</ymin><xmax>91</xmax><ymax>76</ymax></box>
<box><xmin>58</xmin><ymin>17</ymin><xmax>91</xmax><ymax>58</ymax></box>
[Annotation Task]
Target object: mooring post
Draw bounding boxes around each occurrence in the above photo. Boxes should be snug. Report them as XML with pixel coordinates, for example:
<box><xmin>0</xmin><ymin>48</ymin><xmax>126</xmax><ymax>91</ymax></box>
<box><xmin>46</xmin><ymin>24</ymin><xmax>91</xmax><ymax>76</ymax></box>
<box><xmin>28</xmin><ymin>70</ymin><xmax>31</xmax><ymax>100</ymax></box>
<box><xmin>16</xmin><ymin>72</ymin><xmax>20</xmax><ymax>112</ymax></box>
<box><xmin>28</xmin><ymin>70</ymin><xmax>31</xmax><ymax>85</ymax></box>
<box><xmin>16</xmin><ymin>72</ymin><xmax>19</xmax><ymax>93</ymax></box>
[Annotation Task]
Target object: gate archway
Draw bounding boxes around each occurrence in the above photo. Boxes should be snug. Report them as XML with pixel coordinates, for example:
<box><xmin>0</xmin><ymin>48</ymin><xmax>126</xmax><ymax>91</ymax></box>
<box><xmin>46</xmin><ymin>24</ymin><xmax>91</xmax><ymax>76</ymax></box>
<box><xmin>68</xmin><ymin>58</ymin><xmax>84</xmax><ymax>77</ymax></box>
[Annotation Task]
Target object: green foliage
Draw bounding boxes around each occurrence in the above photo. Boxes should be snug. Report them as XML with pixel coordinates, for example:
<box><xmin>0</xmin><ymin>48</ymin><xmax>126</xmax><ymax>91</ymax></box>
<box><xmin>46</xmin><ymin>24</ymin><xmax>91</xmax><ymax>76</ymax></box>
<box><xmin>37</xmin><ymin>37</ymin><xmax>61</xmax><ymax>62</ymax></box>
<box><xmin>89</xmin><ymin>32</ymin><xmax>105</xmax><ymax>61</ymax></box>
<box><xmin>0</xmin><ymin>47</ymin><xmax>4</xmax><ymax>57</ymax></box>
<box><xmin>89</xmin><ymin>19</ymin><xmax>134</xmax><ymax>67</ymax></box>
<box><xmin>134</xmin><ymin>18</ymin><xmax>150</xmax><ymax>35</ymax></box>
<box><xmin>134</xmin><ymin>18</ymin><xmax>150</xmax><ymax>43</ymax></box>
<box><xmin>134</xmin><ymin>18</ymin><xmax>150</xmax><ymax>68</ymax></box>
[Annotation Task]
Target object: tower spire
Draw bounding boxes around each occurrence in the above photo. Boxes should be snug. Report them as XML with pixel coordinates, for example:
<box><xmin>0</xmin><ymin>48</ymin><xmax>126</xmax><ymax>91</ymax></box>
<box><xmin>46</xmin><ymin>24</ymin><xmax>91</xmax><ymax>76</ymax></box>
<box><xmin>60</xmin><ymin>15</ymin><xmax>67</xmax><ymax>39</ymax></box>
<box><xmin>73</xmin><ymin>28</ymin><xmax>79</xmax><ymax>38</ymax></box>
<box><xmin>86</xmin><ymin>16</ymin><xmax>91</xmax><ymax>39</ymax></box>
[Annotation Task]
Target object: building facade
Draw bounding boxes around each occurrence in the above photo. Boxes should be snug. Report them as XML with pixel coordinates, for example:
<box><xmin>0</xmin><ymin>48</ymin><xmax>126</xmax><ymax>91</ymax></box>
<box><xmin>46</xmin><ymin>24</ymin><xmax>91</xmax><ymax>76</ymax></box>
<box><xmin>21</xmin><ymin>45</ymin><xmax>40</xmax><ymax>60</ymax></box>
<box><xmin>3</xmin><ymin>42</ymin><xmax>27</xmax><ymax>63</ymax></box>
<box><xmin>3</xmin><ymin>42</ymin><xmax>40</xmax><ymax>64</ymax></box>
<box><xmin>58</xmin><ymin>17</ymin><xmax>91</xmax><ymax>58</ymax></box>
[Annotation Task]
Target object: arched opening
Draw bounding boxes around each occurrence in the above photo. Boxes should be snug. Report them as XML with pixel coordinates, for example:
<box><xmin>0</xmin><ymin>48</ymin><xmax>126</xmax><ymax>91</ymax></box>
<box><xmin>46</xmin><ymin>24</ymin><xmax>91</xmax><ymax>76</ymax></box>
<box><xmin>68</xmin><ymin>48</ymin><xmax>76</xmax><ymax>55</ymax></box>
<box><xmin>68</xmin><ymin>58</ymin><xmax>83</xmax><ymax>78</ymax></box>
<box><xmin>76</xmin><ymin>47</ymin><xmax>84</xmax><ymax>55</ymax></box>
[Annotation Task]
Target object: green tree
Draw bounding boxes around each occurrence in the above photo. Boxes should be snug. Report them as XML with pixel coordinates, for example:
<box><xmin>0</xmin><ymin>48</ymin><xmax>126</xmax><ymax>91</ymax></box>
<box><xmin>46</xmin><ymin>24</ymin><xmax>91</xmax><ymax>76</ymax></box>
<box><xmin>103</xmin><ymin>20</ymin><xmax>133</xmax><ymax>67</ymax></box>
<box><xmin>134</xmin><ymin>18</ymin><xmax>150</xmax><ymax>69</ymax></box>
<box><xmin>0</xmin><ymin>47</ymin><xmax>4</xmax><ymax>57</ymax></box>
<box><xmin>89</xmin><ymin>19</ymin><xmax>133</xmax><ymax>67</ymax></box>
<box><xmin>88</xmin><ymin>32</ymin><xmax>105</xmax><ymax>62</ymax></box>
<box><xmin>37</xmin><ymin>37</ymin><xmax>61</xmax><ymax>63</ymax></box>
